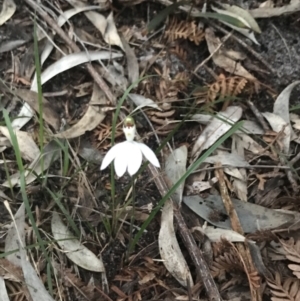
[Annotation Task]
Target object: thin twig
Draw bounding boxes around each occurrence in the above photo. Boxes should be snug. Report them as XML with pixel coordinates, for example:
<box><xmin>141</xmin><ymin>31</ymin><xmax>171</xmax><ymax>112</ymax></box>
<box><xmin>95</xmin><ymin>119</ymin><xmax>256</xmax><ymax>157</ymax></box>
<box><xmin>280</xmin><ymin>156</ymin><xmax>299</xmax><ymax>193</ymax></box>
<box><xmin>210</xmin><ymin>23</ymin><xmax>277</xmax><ymax>75</ymax></box>
<box><xmin>215</xmin><ymin>164</ymin><xmax>262</xmax><ymax>301</ymax></box>
<box><xmin>192</xmin><ymin>164</ymin><xmax>292</xmax><ymax>174</ymax></box>
<box><xmin>289</xmin><ymin>151</ymin><xmax>300</xmax><ymax>166</ymax></box>
<box><xmin>148</xmin><ymin>164</ymin><xmax>222</xmax><ymax>301</ymax></box>
<box><xmin>247</xmin><ymin>100</ymin><xmax>270</xmax><ymax>132</ymax></box>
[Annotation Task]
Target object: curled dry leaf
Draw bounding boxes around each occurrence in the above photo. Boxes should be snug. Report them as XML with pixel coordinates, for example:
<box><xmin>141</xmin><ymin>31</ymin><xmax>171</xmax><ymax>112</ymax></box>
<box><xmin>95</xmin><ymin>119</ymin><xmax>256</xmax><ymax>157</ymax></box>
<box><xmin>51</xmin><ymin>212</ymin><xmax>105</xmax><ymax>272</ymax></box>
<box><xmin>273</xmin><ymin>80</ymin><xmax>300</xmax><ymax>141</ymax></box>
<box><xmin>164</xmin><ymin>145</ymin><xmax>187</xmax><ymax>205</ymax></box>
<box><xmin>83</xmin><ymin>10</ymin><xmax>124</xmax><ymax>50</ymax></box>
<box><xmin>191</xmin><ymin>106</ymin><xmax>243</xmax><ymax>160</ymax></box>
<box><xmin>1</xmin><ymin>140</ymin><xmax>61</xmax><ymax>187</ymax></box>
<box><xmin>15</xmin><ymin>89</ymin><xmax>60</xmax><ymax>130</ymax></box>
<box><xmin>0</xmin><ymin>126</ymin><xmax>40</xmax><ymax>162</ymax></box>
<box><xmin>205</xmin><ymin>28</ymin><xmax>257</xmax><ymax>81</ymax></box>
<box><xmin>128</xmin><ymin>93</ymin><xmax>161</xmax><ymax>111</ymax></box>
<box><xmin>159</xmin><ymin>200</ymin><xmax>193</xmax><ymax>287</ymax></box>
<box><xmin>0</xmin><ymin>0</ymin><xmax>16</xmax><ymax>25</ymax></box>
<box><xmin>194</xmin><ymin>225</ymin><xmax>248</xmax><ymax>242</ymax></box>
<box><xmin>55</xmin><ymin>104</ymin><xmax>105</xmax><ymax>139</ymax></box>
<box><xmin>105</xmin><ymin>12</ymin><xmax>124</xmax><ymax>50</ymax></box>
<box><xmin>32</xmin><ymin>51</ymin><xmax>122</xmax><ymax>92</ymax></box>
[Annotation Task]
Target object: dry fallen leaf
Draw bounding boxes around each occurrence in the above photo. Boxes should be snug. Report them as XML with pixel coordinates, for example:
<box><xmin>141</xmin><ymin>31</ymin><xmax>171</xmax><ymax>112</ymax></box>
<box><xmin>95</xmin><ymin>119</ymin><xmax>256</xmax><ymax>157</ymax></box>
<box><xmin>1</xmin><ymin>140</ymin><xmax>61</xmax><ymax>187</ymax></box>
<box><xmin>262</xmin><ymin>112</ymin><xmax>291</xmax><ymax>155</ymax></box>
<box><xmin>15</xmin><ymin>89</ymin><xmax>60</xmax><ymax>130</ymax></box>
<box><xmin>121</xmin><ymin>35</ymin><xmax>139</xmax><ymax>84</ymax></box>
<box><xmin>20</xmin><ymin>249</ymin><xmax>55</xmax><ymax>301</ymax></box>
<box><xmin>13</xmin><ymin>51</ymin><xmax>122</xmax><ymax>131</ymax></box>
<box><xmin>0</xmin><ymin>0</ymin><xmax>16</xmax><ymax>25</ymax></box>
<box><xmin>5</xmin><ymin>203</ymin><xmax>25</xmax><ymax>267</ymax></box>
<box><xmin>211</xmin><ymin>5</ymin><xmax>260</xmax><ymax>44</ymax></box>
<box><xmin>205</xmin><ymin>27</ymin><xmax>257</xmax><ymax>81</ymax></box>
<box><xmin>55</xmin><ymin>106</ymin><xmax>104</xmax><ymax>139</ymax></box>
<box><xmin>0</xmin><ymin>276</ymin><xmax>10</xmax><ymax>301</ymax></box>
<box><xmin>51</xmin><ymin>212</ymin><xmax>105</xmax><ymax>272</ymax></box>
<box><xmin>191</xmin><ymin>106</ymin><xmax>243</xmax><ymax>160</ymax></box>
<box><xmin>0</xmin><ymin>126</ymin><xmax>40</xmax><ymax>162</ymax></box>
<box><xmin>159</xmin><ymin>199</ymin><xmax>193</xmax><ymax>287</ymax></box>
<box><xmin>164</xmin><ymin>145</ymin><xmax>187</xmax><ymax>205</ymax></box>
<box><xmin>105</xmin><ymin>12</ymin><xmax>124</xmax><ymax>50</ymax></box>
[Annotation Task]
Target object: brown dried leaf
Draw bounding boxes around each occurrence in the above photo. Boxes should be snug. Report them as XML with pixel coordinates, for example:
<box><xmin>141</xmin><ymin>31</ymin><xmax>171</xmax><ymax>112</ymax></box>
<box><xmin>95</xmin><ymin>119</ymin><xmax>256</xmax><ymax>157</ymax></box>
<box><xmin>0</xmin><ymin>259</ymin><xmax>24</xmax><ymax>282</ymax></box>
<box><xmin>205</xmin><ymin>27</ymin><xmax>257</xmax><ymax>81</ymax></box>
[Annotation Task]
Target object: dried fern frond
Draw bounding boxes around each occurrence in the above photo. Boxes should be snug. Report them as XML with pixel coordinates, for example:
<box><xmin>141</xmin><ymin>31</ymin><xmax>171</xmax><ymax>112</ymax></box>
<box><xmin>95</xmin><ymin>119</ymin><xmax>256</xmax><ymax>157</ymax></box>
<box><xmin>169</xmin><ymin>44</ymin><xmax>187</xmax><ymax>61</ymax></box>
<box><xmin>207</xmin><ymin>74</ymin><xmax>248</xmax><ymax>103</ymax></box>
<box><xmin>211</xmin><ymin>251</ymin><xmax>244</xmax><ymax>279</ymax></box>
<box><xmin>267</xmin><ymin>272</ymin><xmax>300</xmax><ymax>301</ymax></box>
<box><xmin>280</xmin><ymin>238</ymin><xmax>300</xmax><ymax>264</ymax></box>
<box><xmin>280</xmin><ymin>238</ymin><xmax>300</xmax><ymax>279</ymax></box>
<box><xmin>164</xmin><ymin>17</ymin><xmax>205</xmax><ymax>45</ymax></box>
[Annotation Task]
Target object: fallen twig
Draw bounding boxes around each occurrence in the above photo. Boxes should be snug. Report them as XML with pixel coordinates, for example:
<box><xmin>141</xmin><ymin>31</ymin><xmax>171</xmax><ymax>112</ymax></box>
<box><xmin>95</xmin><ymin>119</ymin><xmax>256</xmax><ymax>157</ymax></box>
<box><xmin>247</xmin><ymin>100</ymin><xmax>270</xmax><ymax>132</ymax></box>
<box><xmin>148</xmin><ymin>164</ymin><xmax>222</xmax><ymax>301</ymax></box>
<box><xmin>215</xmin><ymin>163</ymin><xmax>262</xmax><ymax>301</ymax></box>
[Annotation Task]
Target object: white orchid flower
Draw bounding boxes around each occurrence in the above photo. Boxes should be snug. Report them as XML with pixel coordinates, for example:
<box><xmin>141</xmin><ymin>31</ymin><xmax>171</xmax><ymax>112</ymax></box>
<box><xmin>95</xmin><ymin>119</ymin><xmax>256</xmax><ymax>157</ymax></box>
<box><xmin>100</xmin><ymin>116</ymin><xmax>160</xmax><ymax>177</ymax></box>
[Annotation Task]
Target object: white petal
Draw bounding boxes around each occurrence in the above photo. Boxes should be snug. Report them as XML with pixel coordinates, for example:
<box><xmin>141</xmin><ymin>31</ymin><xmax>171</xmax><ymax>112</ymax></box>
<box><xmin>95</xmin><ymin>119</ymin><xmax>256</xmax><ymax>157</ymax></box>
<box><xmin>136</xmin><ymin>142</ymin><xmax>160</xmax><ymax>168</ymax></box>
<box><xmin>127</xmin><ymin>142</ymin><xmax>143</xmax><ymax>176</ymax></box>
<box><xmin>100</xmin><ymin>142</ymin><xmax>124</xmax><ymax>170</ymax></box>
<box><xmin>114</xmin><ymin>141</ymin><xmax>132</xmax><ymax>177</ymax></box>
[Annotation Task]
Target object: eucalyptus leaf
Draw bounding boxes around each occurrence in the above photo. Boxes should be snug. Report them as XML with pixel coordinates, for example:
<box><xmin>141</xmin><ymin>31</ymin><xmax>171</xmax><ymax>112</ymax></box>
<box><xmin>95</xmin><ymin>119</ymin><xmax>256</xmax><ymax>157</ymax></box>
<box><xmin>183</xmin><ymin>195</ymin><xmax>300</xmax><ymax>233</ymax></box>
<box><xmin>194</xmin><ymin>12</ymin><xmax>246</xmax><ymax>28</ymax></box>
<box><xmin>218</xmin><ymin>3</ymin><xmax>261</xmax><ymax>33</ymax></box>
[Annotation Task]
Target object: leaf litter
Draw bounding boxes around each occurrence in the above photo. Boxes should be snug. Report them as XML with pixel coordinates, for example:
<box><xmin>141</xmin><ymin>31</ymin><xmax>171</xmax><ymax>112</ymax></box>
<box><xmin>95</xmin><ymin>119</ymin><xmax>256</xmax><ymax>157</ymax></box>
<box><xmin>1</xmin><ymin>0</ymin><xmax>300</xmax><ymax>300</ymax></box>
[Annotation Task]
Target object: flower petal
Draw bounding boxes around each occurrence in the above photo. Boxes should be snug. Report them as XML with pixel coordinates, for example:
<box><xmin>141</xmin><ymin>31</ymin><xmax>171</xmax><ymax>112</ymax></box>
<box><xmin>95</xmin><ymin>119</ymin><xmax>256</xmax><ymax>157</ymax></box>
<box><xmin>127</xmin><ymin>142</ymin><xmax>143</xmax><ymax>176</ymax></box>
<box><xmin>136</xmin><ymin>142</ymin><xmax>160</xmax><ymax>168</ymax></box>
<box><xmin>100</xmin><ymin>142</ymin><xmax>124</xmax><ymax>171</ymax></box>
<box><xmin>114</xmin><ymin>141</ymin><xmax>132</xmax><ymax>177</ymax></box>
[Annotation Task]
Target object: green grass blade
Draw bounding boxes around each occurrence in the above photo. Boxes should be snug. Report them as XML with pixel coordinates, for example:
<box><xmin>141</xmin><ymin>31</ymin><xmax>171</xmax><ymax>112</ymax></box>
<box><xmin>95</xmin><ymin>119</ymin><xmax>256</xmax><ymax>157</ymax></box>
<box><xmin>3</xmin><ymin>110</ymin><xmax>50</xmax><ymax>264</ymax></box>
